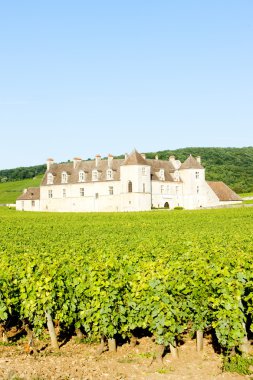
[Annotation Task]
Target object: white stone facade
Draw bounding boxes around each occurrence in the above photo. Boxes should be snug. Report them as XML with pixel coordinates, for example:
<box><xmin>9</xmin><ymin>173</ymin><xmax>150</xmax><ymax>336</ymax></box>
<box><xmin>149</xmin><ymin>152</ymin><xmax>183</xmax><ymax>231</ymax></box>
<box><xmin>16</xmin><ymin>150</ymin><xmax>242</xmax><ymax>212</ymax></box>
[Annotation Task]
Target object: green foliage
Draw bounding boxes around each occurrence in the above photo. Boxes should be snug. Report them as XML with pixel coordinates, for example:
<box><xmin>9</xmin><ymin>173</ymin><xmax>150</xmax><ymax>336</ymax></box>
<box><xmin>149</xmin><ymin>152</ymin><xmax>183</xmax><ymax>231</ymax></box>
<box><xmin>0</xmin><ymin>164</ymin><xmax>46</xmax><ymax>182</ymax></box>
<box><xmin>146</xmin><ymin>146</ymin><xmax>253</xmax><ymax>193</ymax></box>
<box><xmin>1</xmin><ymin>147</ymin><xmax>253</xmax><ymax>198</ymax></box>
<box><xmin>1</xmin><ymin>207</ymin><xmax>253</xmax><ymax>352</ymax></box>
<box><xmin>223</xmin><ymin>354</ymin><xmax>253</xmax><ymax>375</ymax></box>
<box><xmin>0</xmin><ymin>176</ymin><xmax>43</xmax><ymax>203</ymax></box>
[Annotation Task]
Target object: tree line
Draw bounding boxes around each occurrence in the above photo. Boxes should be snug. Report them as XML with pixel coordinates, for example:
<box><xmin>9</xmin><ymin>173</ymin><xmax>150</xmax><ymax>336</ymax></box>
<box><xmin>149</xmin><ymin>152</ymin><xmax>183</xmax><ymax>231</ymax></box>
<box><xmin>0</xmin><ymin>147</ymin><xmax>252</xmax><ymax>193</ymax></box>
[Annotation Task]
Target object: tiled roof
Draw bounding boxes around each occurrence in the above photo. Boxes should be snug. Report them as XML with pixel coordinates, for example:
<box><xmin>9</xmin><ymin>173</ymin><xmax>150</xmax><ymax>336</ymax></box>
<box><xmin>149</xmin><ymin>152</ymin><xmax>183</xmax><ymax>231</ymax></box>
<box><xmin>207</xmin><ymin>181</ymin><xmax>242</xmax><ymax>201</ymax></box>
<box><xmin>17</xmin><ymin>187</ymin><xmax>40</xmax><ymax>200</ymax></box>
<box><xmin>124</xmin><ymin>150</ymin><xmax>150</xmax><ymax>166</ymax></box>
<box><xmin>40</xmin><ymin>150</ymin><xmax>180</xmax><ymax>186</ymax></box>
<box><xmin>180</xmin><ymin>155</ymin><xmax>204</xmax><ymax>170</ymax></box>
<box><xmin>41</xmin><ymin>159</ymin><xmax>125</xmax><ymax>185</ymax></box>
<box><xmin>147</xmin><ymin>159</ymin><xmax>175</xmax><ymax>181</ymax></box>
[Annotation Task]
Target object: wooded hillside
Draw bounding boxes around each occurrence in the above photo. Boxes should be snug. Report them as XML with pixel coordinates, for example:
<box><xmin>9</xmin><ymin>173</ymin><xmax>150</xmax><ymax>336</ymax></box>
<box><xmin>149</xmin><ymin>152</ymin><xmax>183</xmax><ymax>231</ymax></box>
<box><xmin>0</xmin><ymin>147</ymin><xmax>252</xmax><ymax>193</ymax></box>
<box><xmin>146</xmin><ymin>146</ymin><xmax>253</xmax><ymax>193</ymax></box>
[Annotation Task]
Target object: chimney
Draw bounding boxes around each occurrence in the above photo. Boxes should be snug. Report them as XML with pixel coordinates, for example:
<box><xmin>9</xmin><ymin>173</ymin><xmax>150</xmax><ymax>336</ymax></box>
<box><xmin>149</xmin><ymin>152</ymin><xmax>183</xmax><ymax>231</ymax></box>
<box><xmin>95</xmin><ymin>154</ymin><xmax>101</xmax><ymax>167</ymax></box>
<box><xmin>108</xmin><ymin>154</ymin><xmax>113</xmax><ymax>168</ymax></box>
<box><xmin>141</xmin><ymin>153</ymin><xmax>146</xmax><ymax>159</ymax></box>
<box><xmin>47</xmin><ymin>158</ymin><xmax>54</xmax><ymax>171</ymax></box>
<box><xmin>73</xmin><ymin>157</ymin><xmax>82</xmax><ymax>169</ymax></box>
<box><xmin>125</xmin><ymin>153</ymin><xmax>128</xmax><ymax>160</ymax></box>
<box><xmin>155</xmin><ymin>154</ymin><xmax>159</xmax><ymax>160</ymax></box>
<box><xmin>169</xmin><ymin>155</ymin><xmax>175</xmax><ymax>162</ymax></box>
<box><xmin>196</xmin><ymin>156</ymin><xmax>201</xmax><ymax>164</ymax></box>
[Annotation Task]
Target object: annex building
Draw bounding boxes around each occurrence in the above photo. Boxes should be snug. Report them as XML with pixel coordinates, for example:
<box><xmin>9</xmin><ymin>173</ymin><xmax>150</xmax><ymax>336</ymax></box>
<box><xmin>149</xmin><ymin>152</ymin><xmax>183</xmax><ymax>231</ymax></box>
<box><xmin>16</xmin><ymin>150</ymin><xmax>242</xmax><ymax>212</ymax></box>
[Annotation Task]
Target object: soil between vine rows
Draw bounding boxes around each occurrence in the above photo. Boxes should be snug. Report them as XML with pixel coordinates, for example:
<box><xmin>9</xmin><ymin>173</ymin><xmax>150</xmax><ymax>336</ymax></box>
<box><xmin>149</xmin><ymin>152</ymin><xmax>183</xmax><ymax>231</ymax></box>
<box><xmin>0</xmin><ymin>336</ymin><xmax>248</xmax><ymax>380</ymax></box>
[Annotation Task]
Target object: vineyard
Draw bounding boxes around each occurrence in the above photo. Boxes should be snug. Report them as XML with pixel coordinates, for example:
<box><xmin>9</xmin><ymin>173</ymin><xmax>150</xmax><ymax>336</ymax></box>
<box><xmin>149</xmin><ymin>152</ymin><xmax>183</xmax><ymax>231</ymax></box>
<box><xmin>1</xmin><ymin>207</ymin><xmax>253</xmax><ymax>367</ymax></box>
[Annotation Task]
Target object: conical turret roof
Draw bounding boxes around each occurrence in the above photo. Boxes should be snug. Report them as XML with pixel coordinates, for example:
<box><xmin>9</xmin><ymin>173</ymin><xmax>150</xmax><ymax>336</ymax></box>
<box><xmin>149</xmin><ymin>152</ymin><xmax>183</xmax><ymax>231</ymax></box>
<box><xmin>180</xmin><ymin>155</ymin><xmax>204</xmax><ymax>169</ymax></box>
<box><xmin>123</xmin><ymin>149</ymin><xmax>150</xmax><ymax>166</ymax></box>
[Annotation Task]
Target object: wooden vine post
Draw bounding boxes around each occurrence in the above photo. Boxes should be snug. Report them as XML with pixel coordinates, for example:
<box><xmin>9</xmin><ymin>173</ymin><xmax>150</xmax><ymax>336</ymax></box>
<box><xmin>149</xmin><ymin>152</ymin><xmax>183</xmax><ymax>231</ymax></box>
<box><xmin>169</xmin><ymin>343</ymin><xmax>179</xmax><ymax>358</ymax></box>
<box><xmin>108</xmin><ymin>338</ymin><xmax>117</xmax><ymax>352</ymax></box>
<box><xmin>45</xmin><ymin>311</ymin><xmax>59</xmax><ymax>350</ymax></box>
<box><xmin>196</xmin><ymin>330</ymin><xmax>204</xmax><ymax>352</ymax></box>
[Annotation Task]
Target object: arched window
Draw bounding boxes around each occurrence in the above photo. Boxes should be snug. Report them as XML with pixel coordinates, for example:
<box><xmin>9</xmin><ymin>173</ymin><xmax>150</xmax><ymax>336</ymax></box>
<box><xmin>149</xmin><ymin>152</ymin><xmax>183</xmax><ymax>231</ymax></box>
<box><xmin>128</xmin><ymin>181</ymin><xmax>132</xmax><ymax>193</ymax></box>
<box><xmin>79</xmin><ymin>170</ymin><xmax>85</xmax><ymax>182</ymax></box>
<box><xmin>47</xmin><ymin>173</ymin><xmax>54</xmax><ymax>185</ymax></box>
<box><xmin>61</xmin><ymin>171</ymin><xmax>68</xmax><ymax>184</ymax></box>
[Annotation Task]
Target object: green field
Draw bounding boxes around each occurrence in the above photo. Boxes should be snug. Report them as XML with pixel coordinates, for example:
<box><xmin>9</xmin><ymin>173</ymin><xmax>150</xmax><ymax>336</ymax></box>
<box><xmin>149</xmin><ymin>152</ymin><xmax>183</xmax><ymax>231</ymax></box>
<box><xmin>1</xmin><ymin>207</ymin><xmax>253</xmax><ymax>357</ymax></box>
<box><xmin>240</xmin><ymin>192</ymin><xmax>253</xmax><ymax>198</ymax></box>
<box><xmin>0</xmin><ymin>176</ymin><xmax>43</xmax><ymax>203</ymax></box>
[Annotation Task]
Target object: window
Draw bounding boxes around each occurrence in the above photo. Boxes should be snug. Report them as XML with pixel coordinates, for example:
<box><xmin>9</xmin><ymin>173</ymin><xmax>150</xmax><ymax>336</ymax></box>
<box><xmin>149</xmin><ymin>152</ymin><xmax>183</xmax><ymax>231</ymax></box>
<box><xmin>128</xmin><ymin>181</ymin><xmax>132</xmax><ymax>193</ymax></box>
<box><xmin>166</xmin><ymin>185</ymin><xmax>170</xmax><ymax>193</ymax></box>
<box><xmin>31</xmin><ymin>200</ymin><xmax>35</xmax><ymax>207</ymax></box>
<box><xmin>143</xmin><ymin>183</ymin><xmax>145</xmax><ymax>193</ymax></box>
<box><xmin>161</xmin><ymin>185</ymin><xmax>164</xmax><ymax>194</ymax></box>
<box><xmin>159</xmin><ymin>169</ymin><xmax>165</xmax><ymax>180</ymax></box>
<box><xmin>63</xmin><ymin>189</ymin><xmax>66</xmax><ymax>198</ymax></box>
<box><xmin>95</xmin><ymin>192</ymin><xmax>99</xmax><ymax>199</ymax></box>
<box><xmin>61</xmin><ymin>172</ymin><xmax>68</xmax><ymax>183</ymax></box>
<box><xmin>48</xmin><ymin>190</ymin><xmax>53</xmax><ymax>198</ymax></box>
<box><xmin>79</xmin><ymin>170</ymin><xmax>85</xmax><ymax>182</ymax></box>
<box><xmin>196</xmin><ymin>171</ymin><xmax>200</xmax><ymax>179</ymax></box>
<box><xmin>109</xmin><ymin>186</ymin><xmax>113</xmax><ymax>195</ymax></box>
<box><xmin>47</xmin><ymin>173</ymin><xmax>54</xmax><ymax>185</ymax></box>
<box><xmin>107</xmin><ymin>169</ymin><xmax>113</xmax><ymax>180</ymax></box>
<box><xmin>92</xmin><ymin>170</ymin><xmax>98</xmax><ymax>181</ymax></box>
<box><xmin>197</xmin><ymin>186</ymin><xmax>200</xmax><ymax>194</ymax></box>
<box><xmin>142</xmin><ymin>167</ymin><xmax>146</xmax><ymax>175</ymax></box>
<box><xmin>80</xmin><ymin>188</ymin><xmax>84</xmax><ymax>197</ymax></box>
<box><xmin>176</xmin><ymin>186</ymin><xmax>179</xmax><ymax>194</ymax></box>
<box><xmin>174</xmin><ymin>170</ymin><xmax>180</xmax><ymax>181</ymax></box>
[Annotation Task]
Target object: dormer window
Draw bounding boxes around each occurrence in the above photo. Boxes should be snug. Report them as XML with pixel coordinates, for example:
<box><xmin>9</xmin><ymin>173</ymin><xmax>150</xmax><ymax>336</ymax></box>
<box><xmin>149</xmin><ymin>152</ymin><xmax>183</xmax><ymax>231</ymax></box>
<box><xmin>92</xmin><ymin>169</ymin><xmax>98</xmax><ymax>181</ymax></box>
<box><xmin>159</xmin><ymin>169</ymin><xmax>165</xmax><ymax>180</ymax></box>
<box><xmin>174</xmin><ymin>170</ymin><xmax>180</xmax><ymax>181</ymax></box>
<box><xmin>79</xmin><ymin>170</ymin><xmax>85</xmax><ymax>182</ymax></box>
<box><xmin>47</xmin><ymin>173</ymin><xmax>54</xmax><ymax>185</ymax></box>
<box><xmin>107</xmin><ymin>169</ymin><xmax>113</xmax><ymax>180</ymax></box>
<box><xmin>61</xmin><ymin>172</ymin><xmax>68</xmax><ymax>184</ymax></box>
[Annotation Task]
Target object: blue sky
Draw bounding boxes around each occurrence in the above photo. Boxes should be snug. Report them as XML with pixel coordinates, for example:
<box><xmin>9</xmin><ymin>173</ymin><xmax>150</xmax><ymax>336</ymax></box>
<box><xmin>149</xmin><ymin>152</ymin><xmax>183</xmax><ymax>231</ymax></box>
<box><xmin>0</xmin><ymin>0</ymin><xmax>252</xmax><ymax>169</ymax></box>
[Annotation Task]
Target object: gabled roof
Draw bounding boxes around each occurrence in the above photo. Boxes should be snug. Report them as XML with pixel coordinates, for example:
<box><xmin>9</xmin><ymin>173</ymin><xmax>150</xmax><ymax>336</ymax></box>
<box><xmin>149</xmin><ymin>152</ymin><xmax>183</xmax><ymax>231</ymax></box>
<box><xmin>207</xmin><ymin>181</ymin><xmax>242</xmax><ymax>201</ymax></box>
<box><xmin>17</xmin><ymin>187</ymin><xmax>40</xmax><ymax>201</ymax></box>
<box><xmin>123</xmin><ymin>150</ymin><xmax>150</xmax><ymax>166</ymax></box>
<box><xmin>180</xmin><ymin>155</ymin><xmax>204</xmax><ymax>170</ymax></box>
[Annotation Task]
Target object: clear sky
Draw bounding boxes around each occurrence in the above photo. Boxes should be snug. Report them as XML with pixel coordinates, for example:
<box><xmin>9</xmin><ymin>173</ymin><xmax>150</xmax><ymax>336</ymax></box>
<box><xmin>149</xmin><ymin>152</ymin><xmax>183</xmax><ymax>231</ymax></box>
<box><xmin>0</xmin><ymin>0</ymin><xmax>252</xmax><ymax>169</ymax></box>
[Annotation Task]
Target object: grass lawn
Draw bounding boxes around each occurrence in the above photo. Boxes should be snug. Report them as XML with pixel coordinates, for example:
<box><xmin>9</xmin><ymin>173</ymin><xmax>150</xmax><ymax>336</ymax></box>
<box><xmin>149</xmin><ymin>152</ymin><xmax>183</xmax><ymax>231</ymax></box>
<box><xmin>239</xmin><ymin>192</ymin><xmax>253</xmax><ymax>198</ymax></box>
<box><xmin>0</xmin><ymin>176</ymin><xmax>43</xmax><ymax>203</ymax></box>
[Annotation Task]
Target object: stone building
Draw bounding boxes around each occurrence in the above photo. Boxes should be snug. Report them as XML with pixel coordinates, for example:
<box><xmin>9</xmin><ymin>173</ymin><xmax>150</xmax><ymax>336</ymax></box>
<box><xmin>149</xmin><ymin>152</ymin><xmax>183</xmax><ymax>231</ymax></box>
<box><xmin>16</xmin><ymin>149</ymin><xmax>242</xmax><ymax>212</ymax></box>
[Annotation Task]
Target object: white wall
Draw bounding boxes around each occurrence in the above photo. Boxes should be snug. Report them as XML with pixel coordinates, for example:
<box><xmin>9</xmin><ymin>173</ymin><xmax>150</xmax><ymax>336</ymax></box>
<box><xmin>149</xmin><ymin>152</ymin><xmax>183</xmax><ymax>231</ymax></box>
<box><xmin>16</xmin><ymin>199</ymin><xmax>40</xmax><ymax>211</ymax></box>
<box><xmin>151</xmin><ymin>181</ymin><xmax>183</xmax><ymax>209</ymax></box>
